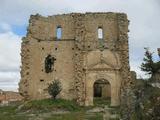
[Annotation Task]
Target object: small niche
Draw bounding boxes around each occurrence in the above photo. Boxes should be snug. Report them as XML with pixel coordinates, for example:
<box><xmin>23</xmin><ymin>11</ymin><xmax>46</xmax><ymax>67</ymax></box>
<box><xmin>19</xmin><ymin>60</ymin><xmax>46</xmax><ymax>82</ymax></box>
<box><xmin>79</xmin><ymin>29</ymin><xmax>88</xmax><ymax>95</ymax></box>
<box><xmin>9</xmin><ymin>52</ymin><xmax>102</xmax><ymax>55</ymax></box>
<box><xmin>88</xmin><ymin>46</ymin><xmax>90</xmax><ymax>48</ymax></box>
<box><xmin>42</xmin><ymin>47</ymin><xmax>44</xmax><ymax>50</ymax></box>
<box><xmin>72</xmin><ymin>48</ymin><xmax>74</xmax><ymax>50</ymax></box>
<box><xmin>55</xmin><ymin>48</ymin><xmax>58</xmax><ymax>50</ymax></box>
<box><xmin>43</xmin><ymin>88</ymin><xmax>48</xmax><ymax>91</ymax></box>
<box><xmin>40</xmin><ymin>79</ymin><xmax>44</xmax><ymax>82</ymax></box>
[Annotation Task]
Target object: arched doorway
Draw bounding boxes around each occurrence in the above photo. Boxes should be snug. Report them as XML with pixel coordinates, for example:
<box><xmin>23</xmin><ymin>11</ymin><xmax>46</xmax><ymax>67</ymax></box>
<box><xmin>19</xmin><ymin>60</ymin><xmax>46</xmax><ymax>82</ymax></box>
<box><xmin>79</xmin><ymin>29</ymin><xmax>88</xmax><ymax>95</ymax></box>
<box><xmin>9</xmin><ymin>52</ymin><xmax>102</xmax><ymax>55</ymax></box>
<box><xmin>93</xmin><ymin>79</ymin><xmax>111</xmax><ymax>105</ymax></box>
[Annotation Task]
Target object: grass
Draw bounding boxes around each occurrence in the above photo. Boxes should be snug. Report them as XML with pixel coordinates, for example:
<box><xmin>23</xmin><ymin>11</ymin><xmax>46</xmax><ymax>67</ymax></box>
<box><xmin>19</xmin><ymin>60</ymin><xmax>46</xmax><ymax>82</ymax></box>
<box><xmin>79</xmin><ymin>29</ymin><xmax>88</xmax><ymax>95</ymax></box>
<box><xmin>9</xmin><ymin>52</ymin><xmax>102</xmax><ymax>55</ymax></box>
<box><xmin>0</xmin><ymin>106</ymin><xmax>103</xmax><ymax>120</ymax></box>
<box><xmin>44</xmin><ymin>112</ymin><xmax>103</xmax><ymax>120</ymax></box>
<box><xmin>94</xmin><ymin>97</ymin><xmax>111</xmax><ymax>107</ymax></box>
<box><xmin>0</xmin><ymin>105</ymin><xmax>29</xmax><ymax>120</ymax></box>
<box><xmin>44</xmin><ymin>112</ymin><xmax>85</xmax><ymax>120</ymax></box>
<box><xmin>0</xmin><ymin>99</ymin><xmax>104</xmax><ymax>120</ymax></box>
<box><xmin>21</xmin><ymin>99</ymin><xmax>81</xmax><ymax>112</ymax></box>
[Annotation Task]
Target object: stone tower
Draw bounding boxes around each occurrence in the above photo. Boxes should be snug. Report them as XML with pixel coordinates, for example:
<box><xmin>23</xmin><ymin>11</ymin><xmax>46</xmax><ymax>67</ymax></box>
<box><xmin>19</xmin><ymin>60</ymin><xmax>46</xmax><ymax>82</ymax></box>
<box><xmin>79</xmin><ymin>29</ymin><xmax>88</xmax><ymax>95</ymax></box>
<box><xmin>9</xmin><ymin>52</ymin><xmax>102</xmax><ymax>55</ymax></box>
<box><xmin>19</xmin><ymin>12</ymin><xmax>132</xmax><ymax>106</ymax></box>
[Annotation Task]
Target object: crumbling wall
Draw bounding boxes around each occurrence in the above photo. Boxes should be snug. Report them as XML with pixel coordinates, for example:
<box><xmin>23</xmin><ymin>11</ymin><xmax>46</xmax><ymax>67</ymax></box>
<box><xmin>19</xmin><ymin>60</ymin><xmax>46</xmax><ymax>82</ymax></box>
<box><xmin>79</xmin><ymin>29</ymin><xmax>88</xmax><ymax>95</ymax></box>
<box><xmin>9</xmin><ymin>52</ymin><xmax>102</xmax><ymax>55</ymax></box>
<box><xmin>116</xmin><ymin>13</ymin><xmax>135</xmax><ymax>120</ymax></box>
<box><xmin>19</xmin><ymin>13</ymin><xmax>132</xmax><ymax>108</ymax></box>
<box><xmin>19</xmin><ymin>37</ymin><xmax>30</xmax><ymax>99</ymax></box>
<box><xmin>72</xmin><ymin>13</ymin><xmax>86</xmax><ymax>105</ymax></box>
<box><xmin>19</xmin><ymin>14</ymin><xmax>76</xmax><ymax>100</ymax></box>
<box><xmin>72</xmin><ymin>13</ymin><xmax>122</xmax><ymax>105</ymax></box>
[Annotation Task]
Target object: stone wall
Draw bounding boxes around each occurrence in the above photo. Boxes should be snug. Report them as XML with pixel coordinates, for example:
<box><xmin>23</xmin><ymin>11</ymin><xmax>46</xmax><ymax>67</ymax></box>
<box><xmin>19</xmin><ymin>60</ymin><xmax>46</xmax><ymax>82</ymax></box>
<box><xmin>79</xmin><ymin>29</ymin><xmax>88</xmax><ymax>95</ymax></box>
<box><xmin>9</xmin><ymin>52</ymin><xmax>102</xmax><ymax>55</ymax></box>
<box><xmin>19</xmin><ymin>12</ymin><xmax>132</xmax><ymax>106</ymax></box>
<box><xmin>19</xmin><ymin>14</ymin><xmax>76</xmax><ymax>100</ymax></box>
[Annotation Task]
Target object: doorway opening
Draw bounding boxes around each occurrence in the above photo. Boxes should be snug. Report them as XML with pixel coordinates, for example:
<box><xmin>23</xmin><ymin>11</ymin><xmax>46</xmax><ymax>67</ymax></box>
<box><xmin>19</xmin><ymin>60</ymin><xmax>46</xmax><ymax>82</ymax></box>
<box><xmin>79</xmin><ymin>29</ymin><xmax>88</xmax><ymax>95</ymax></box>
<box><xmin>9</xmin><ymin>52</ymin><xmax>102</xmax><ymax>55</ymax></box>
<box><xmin>93</xmin><ymin>79</ymin><xmax>111</xmax><ymax>105</ymax></box>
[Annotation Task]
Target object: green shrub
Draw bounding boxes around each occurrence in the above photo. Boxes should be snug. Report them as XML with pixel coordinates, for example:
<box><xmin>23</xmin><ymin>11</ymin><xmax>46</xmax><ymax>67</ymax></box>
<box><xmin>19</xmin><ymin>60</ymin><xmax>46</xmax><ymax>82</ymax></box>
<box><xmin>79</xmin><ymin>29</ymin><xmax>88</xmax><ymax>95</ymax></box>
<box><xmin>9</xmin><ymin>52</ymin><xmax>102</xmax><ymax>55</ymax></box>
<box><xmin>48</xmin><ymin>80</ymin><xmax>62</xmax><ymax>99</ymax></box>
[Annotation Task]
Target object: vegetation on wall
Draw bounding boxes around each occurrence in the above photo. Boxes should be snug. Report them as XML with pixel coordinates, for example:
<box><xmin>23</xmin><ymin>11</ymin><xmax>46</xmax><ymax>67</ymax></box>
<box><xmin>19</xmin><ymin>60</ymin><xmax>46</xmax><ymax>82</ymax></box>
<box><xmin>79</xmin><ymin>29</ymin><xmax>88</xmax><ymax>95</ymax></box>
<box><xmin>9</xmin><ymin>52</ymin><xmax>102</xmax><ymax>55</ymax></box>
<box><xmin>48</xmin><ymin>79</ymin><xmax>62</xmax><ymax>99</ymax></box>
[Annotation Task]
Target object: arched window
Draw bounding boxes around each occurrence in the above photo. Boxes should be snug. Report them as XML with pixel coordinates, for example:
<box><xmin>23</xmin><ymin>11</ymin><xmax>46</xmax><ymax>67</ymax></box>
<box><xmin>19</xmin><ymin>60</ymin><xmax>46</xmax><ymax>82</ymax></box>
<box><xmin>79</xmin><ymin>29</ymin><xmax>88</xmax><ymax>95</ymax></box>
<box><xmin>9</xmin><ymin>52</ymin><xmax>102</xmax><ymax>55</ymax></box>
<box><xmin>56</xmin><ymin>26</ymin><xmax>62</xmax><ymax>39</ymax></box>
<box><xmin>98</xmin><ymin>27</ymin><xmax>103</xmax><ymax>39</ymax></box>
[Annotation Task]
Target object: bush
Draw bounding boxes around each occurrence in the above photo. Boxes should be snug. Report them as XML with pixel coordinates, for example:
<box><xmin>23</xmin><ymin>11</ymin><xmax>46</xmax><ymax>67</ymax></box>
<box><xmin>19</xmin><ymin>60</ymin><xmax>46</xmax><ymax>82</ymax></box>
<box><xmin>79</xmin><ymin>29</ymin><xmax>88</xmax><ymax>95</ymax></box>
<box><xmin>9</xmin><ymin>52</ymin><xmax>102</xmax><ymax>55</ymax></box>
<box><xmin>48</xmin><ymin>80</ymin><xmax>62</xmax><ymax>99</ymax></box>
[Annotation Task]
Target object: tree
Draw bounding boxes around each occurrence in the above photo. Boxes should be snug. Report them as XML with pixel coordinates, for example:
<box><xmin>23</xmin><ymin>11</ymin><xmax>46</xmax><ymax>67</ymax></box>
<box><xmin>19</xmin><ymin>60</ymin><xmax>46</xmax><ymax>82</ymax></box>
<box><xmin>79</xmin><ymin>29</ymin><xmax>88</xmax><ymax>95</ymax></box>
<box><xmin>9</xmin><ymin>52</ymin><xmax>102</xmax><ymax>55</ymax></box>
<box><xmin>141</xmin><ymin>48</ymin><xmax>160</xmax><ymax>76</ymax></box>
<box><xmin>135</xmin><ymin>48</ymin><xmax>160</xmax><ymax>120</ymax></box>
<box><xmin>48</xmin><ymin>80</ymin><xmax>62</xmax><ymax>99</ymax></box>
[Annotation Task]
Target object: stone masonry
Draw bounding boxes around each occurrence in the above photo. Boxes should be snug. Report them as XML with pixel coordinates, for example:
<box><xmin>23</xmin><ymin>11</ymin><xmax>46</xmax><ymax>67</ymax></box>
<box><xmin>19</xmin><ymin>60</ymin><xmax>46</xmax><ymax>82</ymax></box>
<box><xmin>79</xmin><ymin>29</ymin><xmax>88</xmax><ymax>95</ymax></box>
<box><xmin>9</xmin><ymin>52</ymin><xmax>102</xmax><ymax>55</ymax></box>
<box><xmin>19</xmin><ymin>12</ymin><xmax>133</xmax><ymax>106</ymax></box>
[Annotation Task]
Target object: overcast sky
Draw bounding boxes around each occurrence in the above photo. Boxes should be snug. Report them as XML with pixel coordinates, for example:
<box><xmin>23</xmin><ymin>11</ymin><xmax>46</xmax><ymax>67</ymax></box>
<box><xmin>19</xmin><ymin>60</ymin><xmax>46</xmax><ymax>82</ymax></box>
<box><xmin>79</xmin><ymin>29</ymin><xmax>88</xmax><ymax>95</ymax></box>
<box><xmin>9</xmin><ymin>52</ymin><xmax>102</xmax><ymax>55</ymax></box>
<box><xmin>0</xmin><ymin>0</ymin><xmax>160</xmax><ymax>91</ymax></box>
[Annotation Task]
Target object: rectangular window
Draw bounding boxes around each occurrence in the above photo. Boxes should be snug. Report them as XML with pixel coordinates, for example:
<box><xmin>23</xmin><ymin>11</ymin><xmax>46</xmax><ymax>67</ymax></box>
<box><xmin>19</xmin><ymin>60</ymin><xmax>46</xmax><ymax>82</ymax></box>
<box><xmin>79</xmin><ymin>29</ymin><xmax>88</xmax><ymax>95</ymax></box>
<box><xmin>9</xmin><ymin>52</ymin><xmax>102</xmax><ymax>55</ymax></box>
<box><xmin>56</xmin><ymin>26</ymin><xmax>62</xmax><ymax>39</ymax></box>
<box><xmin>98</xmin><ymin>28</ymin><xmax>103</xmax><ymax>39</ymax></box>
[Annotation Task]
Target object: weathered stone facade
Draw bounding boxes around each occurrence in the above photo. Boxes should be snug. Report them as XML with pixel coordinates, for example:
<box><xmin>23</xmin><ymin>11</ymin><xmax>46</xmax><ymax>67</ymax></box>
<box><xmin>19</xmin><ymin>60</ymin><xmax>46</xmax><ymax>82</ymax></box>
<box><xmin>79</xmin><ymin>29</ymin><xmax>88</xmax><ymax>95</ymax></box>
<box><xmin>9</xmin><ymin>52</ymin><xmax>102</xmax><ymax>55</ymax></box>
<box><xmin>19</xmin><ymin>12</ymin><xmax>133</xmax><ymax>106</ymax></box>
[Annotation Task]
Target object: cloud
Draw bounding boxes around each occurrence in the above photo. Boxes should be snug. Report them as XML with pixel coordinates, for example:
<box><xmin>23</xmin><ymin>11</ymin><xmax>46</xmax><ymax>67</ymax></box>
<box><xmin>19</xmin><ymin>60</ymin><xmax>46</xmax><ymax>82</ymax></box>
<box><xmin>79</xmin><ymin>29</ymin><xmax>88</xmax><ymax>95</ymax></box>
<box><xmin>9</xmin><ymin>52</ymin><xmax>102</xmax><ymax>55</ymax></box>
<box><xmin>0</xmin><ymin>71</ymin><xmax>19</xmax><ymax>82</ymax></box>
<box><xmin>0</xmin><ymin>23</ymin><xmax>11</xmax><ymax>33</ymax></box>
<box><xmin>0</xmin><ymin>71</ymin><xmax>20</xmax><ymax>91</ymax></box>
<box><xmin>0</xmin><ymin>31</ymin><xmax>21</xmax><ymax>72</ymax></box>
<box><xmin>0</xmin><ymin>24</ymin><xmax>21</xmax><ymax>91</ymax></box>
<box><xmin>0</xmin><ymin>0</ymin><xmax>160</xmax><ymax>91</ymax></box>
<box><xmin>0</xmin><ymin>0</ymin><xmax>72</xmax><ymax>26</ymax></box>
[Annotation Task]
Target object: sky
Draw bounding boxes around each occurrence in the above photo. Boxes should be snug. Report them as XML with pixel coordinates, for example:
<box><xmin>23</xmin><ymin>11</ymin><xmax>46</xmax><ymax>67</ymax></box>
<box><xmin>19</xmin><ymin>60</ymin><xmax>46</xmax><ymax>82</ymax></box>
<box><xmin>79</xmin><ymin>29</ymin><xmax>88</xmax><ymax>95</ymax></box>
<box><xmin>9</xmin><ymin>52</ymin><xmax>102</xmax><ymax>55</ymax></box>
<box><xmin>0</xmin><ymin>0</ymin><xmax>160</xmax><ymax>91</ymax></box>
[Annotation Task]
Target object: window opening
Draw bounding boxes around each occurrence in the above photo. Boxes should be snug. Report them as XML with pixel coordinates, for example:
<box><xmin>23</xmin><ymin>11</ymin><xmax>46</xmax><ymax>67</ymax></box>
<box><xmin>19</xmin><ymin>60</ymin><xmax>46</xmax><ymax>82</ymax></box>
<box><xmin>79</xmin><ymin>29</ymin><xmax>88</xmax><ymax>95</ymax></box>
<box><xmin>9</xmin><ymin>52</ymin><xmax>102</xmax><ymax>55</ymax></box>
<box><xmin>45</xmin><ymin>55</ymin><xmax>56</xmax><ymax>73</ymax></box>
<box><xmin>56</xmin><ymin>26</ymin><xmax>62</xmax><ymax>39</ymax></box>
<box><xmin>98</xmin><ymin>27</ymin><xmax>103</xmax><ymax>39</ymax></box>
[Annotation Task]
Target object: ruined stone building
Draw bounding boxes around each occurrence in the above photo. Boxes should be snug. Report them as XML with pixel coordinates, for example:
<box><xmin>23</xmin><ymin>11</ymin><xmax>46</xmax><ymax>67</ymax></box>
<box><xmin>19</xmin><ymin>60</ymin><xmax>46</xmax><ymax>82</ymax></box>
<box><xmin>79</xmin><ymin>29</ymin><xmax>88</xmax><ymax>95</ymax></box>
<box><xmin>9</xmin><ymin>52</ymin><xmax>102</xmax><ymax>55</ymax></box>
<box><xmin>19</xmin><ymin>12</ymin><xmax>133</xmax><ymax>106</ymax></box>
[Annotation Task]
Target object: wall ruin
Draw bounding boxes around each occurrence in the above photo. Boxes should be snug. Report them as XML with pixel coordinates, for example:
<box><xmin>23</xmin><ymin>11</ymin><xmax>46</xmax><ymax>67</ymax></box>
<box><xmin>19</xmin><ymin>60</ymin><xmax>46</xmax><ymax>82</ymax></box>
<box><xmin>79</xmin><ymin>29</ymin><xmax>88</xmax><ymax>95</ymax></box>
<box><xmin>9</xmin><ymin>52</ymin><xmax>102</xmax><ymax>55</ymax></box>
<box><xmin>19</xmin><ymin>12</ymin><xmax>133</xmax><ymax>106</ymax></box>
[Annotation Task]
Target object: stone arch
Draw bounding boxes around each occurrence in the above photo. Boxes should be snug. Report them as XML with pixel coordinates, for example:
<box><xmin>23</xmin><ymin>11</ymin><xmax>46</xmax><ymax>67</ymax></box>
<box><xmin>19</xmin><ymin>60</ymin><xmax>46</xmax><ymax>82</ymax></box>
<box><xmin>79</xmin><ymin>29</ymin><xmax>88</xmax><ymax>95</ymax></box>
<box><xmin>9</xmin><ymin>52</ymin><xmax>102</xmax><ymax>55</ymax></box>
<box><xmin>85</xmin><ymin>72</ymin><xmax>120</xmax><ymax>106</ymax></box>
